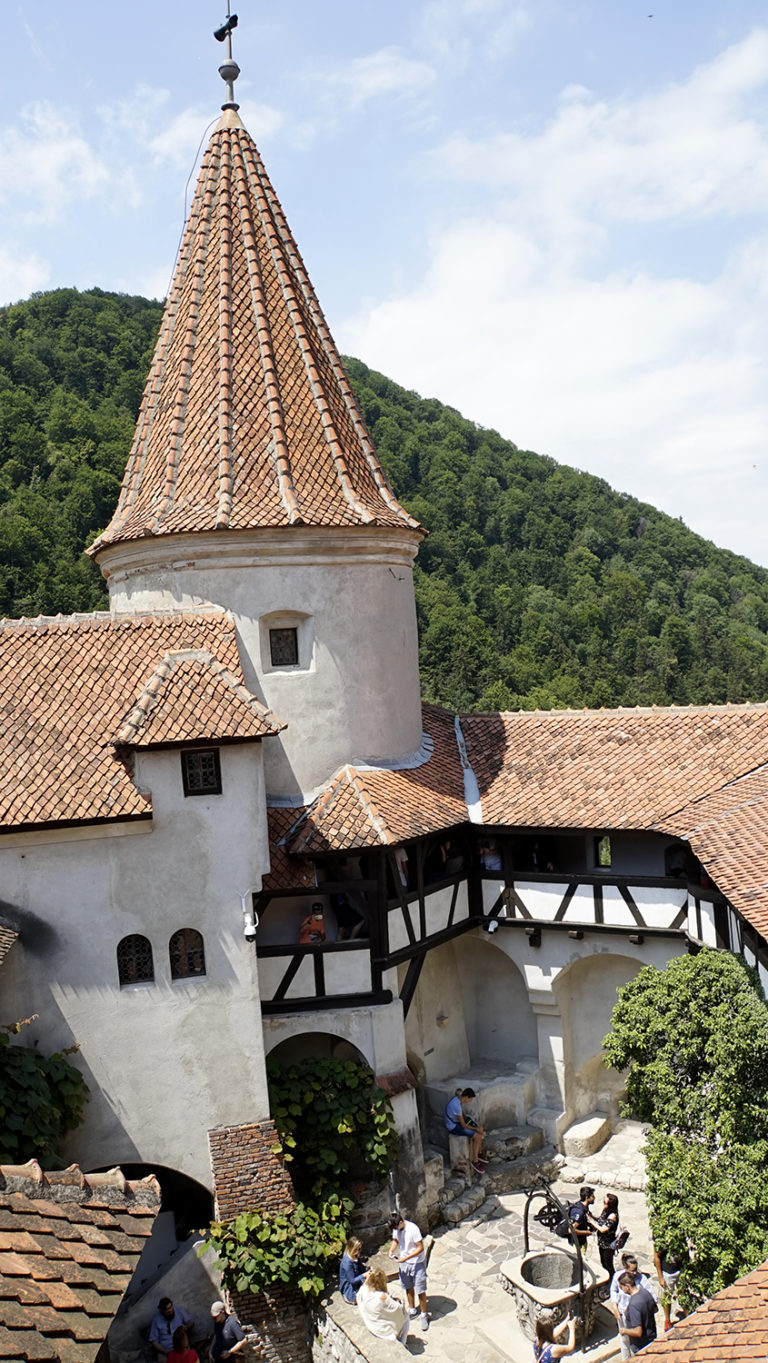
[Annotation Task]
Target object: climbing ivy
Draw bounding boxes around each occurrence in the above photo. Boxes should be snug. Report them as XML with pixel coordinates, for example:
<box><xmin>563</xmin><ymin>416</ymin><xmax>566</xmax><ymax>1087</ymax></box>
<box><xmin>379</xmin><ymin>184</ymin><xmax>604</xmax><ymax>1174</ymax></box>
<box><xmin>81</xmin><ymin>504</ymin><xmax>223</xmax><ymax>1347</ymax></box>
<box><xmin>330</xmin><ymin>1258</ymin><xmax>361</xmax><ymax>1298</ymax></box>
<box><xmin>0</xmin><ymin>1018</ymin><xmax>89</xmax><ymax>1164</ymax></box>
<box><xmin>207</xmin><ymin>1197</ymin><xmax>349</xmax><ymax>1300</ymax></box>
<box><xmin>266</xmin><ymin>1056</ymin><xmax>396</xmax><ymax>1203</ymax></box>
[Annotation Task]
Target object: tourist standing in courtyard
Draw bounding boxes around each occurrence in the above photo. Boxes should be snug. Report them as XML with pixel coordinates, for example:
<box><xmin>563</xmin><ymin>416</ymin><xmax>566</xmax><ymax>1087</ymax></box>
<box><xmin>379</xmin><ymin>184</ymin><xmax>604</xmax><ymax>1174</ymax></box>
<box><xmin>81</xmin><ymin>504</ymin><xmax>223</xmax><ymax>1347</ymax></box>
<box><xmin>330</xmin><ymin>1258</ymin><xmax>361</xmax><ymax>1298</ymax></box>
<box><xmin>618</xmin><ymin>1273</ymin><xmax>658</xmax><ymax>1353</ymax></box>
<box><xmin>568</xmin><ymin>1186</ymin><xmax>596</xmax><ymax>1254</ymax></box>
<box><xmin>653</xmin><ymin>1245</ymin><xmax>682</xmax><ymax>1331</ymax></box>
<box><xmin>209</xmin><ymin>1302</ymin><xmax>247</xmax><ymax>1361</ymax></box>
<box><xmin>149</xmin><ymin>1299</ymin><xmax>195</xmax><ymax>1359</ymax></box>
<box><xmin>595</xmin><ymin>1192</ymin><xmax>621</xmax><ymax>1275</ymax></box>
<box><xmin>609</xmin><ymin>1256</ymin><xmax>658</xmax><ymax>1359</ymax></box>
<box><xmin>389</xmin><ymin>1211</ymin><xmax>430</xmax><ymax>1331</ymax></box>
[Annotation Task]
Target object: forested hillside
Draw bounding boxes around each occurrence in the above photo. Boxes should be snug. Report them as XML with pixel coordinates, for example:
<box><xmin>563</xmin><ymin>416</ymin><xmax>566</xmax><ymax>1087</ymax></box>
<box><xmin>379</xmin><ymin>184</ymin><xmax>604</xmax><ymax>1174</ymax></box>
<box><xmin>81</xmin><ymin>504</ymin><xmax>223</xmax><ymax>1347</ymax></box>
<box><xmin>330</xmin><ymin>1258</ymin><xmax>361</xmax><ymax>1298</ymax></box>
<box><xmin>2</xmin><ymin>287</ymin><xmax>768</xmax><ymax>712</ymax></box>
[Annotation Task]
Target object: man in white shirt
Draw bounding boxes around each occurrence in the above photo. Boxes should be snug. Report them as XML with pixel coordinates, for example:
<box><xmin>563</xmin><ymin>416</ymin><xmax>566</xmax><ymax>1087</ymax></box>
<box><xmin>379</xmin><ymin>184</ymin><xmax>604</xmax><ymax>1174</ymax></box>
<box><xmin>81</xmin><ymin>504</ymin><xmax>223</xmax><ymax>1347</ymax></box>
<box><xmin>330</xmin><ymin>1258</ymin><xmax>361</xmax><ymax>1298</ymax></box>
<box><xmin>389</xmin><ymin>1212</ymin><xmax>429</xmax><ymax>1331</ymax></box>
<box><xmin>608</xmin><ymin>1255</ymin><xmax>659</xmax><ymax>1359</ymax></box>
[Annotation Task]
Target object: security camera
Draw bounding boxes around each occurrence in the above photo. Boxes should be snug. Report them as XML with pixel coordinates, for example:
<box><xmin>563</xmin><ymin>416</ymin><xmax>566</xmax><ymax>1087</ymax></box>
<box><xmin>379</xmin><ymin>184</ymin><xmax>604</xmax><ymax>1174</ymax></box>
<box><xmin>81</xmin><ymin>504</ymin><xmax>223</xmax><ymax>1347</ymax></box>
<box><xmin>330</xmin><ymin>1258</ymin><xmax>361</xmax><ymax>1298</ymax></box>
<box><xmin>485</xmin><ymin>919</ymin><xmax>499</xmax><ymax>934</ymax></box>
<box><xmin>214</xmin><ymin>14</ymin><xmax>238</xmax><ymax>41</ymax></box>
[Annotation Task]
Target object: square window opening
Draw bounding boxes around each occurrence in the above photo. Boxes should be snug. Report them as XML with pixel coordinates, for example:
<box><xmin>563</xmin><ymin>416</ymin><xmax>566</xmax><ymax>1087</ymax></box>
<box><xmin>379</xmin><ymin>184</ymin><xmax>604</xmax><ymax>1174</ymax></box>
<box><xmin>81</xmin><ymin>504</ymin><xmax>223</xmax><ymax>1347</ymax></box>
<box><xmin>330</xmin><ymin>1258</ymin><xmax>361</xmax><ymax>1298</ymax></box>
<box><xmin>269</xmin><ymin>627</ymin><xmax>299</xmax><ymax>667</ymax></box>
<box><xmin>182</xmin><ymin>748</ymin><xmax>222</xmax><ymax>797</ymax></box>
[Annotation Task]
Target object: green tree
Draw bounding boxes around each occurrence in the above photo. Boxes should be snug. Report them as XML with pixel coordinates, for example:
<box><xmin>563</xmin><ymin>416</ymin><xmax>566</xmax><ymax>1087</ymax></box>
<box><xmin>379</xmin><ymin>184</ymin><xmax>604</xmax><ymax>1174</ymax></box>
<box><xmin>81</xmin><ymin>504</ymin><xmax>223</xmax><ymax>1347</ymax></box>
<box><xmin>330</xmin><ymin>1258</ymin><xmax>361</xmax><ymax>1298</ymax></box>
<box><xmin>604</xmin><ymin>950</ymin><xmax>768</xmax><ymax>1306</ymax></box>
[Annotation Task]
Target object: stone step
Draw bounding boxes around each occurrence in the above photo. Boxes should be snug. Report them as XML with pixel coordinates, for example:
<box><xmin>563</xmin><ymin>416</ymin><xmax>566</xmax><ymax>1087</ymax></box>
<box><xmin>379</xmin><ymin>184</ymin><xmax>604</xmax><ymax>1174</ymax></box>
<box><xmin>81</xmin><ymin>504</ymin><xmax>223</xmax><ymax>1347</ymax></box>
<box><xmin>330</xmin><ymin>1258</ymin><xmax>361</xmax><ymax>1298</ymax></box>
<box><xmin>438</xmin><ymin>1173</ymin><xmax>469</xmax><ymax>1206</ymax></box>
<box><xmin>441</xmin><ymin>1179</ymin><xmax>488</xmax><ymax>1224</ymax></box>
<box><xmin>482</xmin><ymin>1145</ymin><xmax>565</xmax><ymax>1195</ymax></box>
<box><xmin>560</xmin><ymin>1160</ymin><xmax>647</xmax><ymax>1193</ymax></box>
<box><xmin>562</xmin><ymin>1111</ymin><xmax>611</xmax><ymax>1159</ymax></box>
<box><xmin>425</xmin><ymin>1058</ymin><xmax>540</xmax><ymax>1130</ymax></box>
<box><xmin>528</xmin><ymin>1106</ymin><xmax>564</xmax><ymax>1145</ymax></box>
<box><xmin>484</xmin><ymin>1123</ymin><xmax>544</xmax><ymax>1162</ymax></box>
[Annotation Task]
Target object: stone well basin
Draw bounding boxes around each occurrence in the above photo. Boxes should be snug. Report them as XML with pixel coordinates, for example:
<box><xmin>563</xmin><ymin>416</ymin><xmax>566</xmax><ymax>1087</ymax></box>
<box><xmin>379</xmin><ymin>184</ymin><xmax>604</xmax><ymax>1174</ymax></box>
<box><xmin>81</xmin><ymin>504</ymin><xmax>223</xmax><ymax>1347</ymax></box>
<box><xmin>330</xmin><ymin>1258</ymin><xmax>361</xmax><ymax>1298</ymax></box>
<box><xmin>499</xmin><ymin>1247</ymin><xmax>609</xmax><ymax>1342</ymax></box>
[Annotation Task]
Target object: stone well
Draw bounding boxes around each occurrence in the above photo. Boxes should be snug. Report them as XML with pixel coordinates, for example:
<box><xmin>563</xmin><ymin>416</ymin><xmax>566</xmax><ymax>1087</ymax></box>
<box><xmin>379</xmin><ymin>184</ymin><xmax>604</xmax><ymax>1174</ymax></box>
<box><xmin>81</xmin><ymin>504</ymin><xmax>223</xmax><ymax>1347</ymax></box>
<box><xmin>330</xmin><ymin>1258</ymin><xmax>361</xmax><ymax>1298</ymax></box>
<box><xmin>499</xmin><ymin>1247</ymin><xmax>609</xmax><ymax>1342</ymax></box>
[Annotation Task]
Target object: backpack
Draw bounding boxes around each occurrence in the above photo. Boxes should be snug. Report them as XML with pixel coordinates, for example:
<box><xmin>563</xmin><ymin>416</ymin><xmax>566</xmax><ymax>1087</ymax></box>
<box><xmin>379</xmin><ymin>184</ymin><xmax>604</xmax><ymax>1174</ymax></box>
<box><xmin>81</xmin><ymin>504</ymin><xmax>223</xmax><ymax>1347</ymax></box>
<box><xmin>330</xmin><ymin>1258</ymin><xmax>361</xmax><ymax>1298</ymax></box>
<box><xmin>555</xmin><ymin>1202</ymin><xmax>575</xmax><ymax>1238</ymax></box>
<box><xmin>611</xmin><ymin>1226</ymin><xmax>630</xmax><ymax>1252</ymax></box>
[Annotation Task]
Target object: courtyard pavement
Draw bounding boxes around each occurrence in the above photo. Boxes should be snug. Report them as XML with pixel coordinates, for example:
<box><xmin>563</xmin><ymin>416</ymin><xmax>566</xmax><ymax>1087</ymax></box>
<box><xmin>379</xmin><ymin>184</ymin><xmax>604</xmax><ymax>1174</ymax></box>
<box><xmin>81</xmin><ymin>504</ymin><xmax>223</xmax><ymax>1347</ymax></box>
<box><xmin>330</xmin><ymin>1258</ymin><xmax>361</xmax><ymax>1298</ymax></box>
<box><xmin>405</xmin><ymin>1123</ymin><xmax>654</xmax><ymax>1363</ymax></box>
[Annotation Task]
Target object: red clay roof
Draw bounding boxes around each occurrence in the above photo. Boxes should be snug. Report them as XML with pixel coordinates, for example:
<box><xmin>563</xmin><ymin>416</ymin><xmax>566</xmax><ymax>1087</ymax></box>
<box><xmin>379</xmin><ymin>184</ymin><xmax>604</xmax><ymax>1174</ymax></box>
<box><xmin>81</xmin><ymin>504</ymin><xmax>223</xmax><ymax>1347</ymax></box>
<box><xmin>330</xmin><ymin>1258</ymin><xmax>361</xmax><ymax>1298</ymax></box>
<box><xmin>115</xmin><ymin>649</ymin><xmax>283</xmax><ymax>746</ymax></box>
<box><xmin>262</xmin><ymin>806</ymin><xmax>316</xmax><ymax>892</ymax></box>
<box><xmin>461</xmin><ymin>706</ymin><xmax>768</xmax><ymax>835</ymax></box>
<box><xmin>285</xmin><ymin>706</ymin><xmax>468</xmax><ymax>855</ymax></box>
<box><xmin>90</xmin><ymin>110</ymin><xmax>420</xmax><ymax>554</ymax></box>
<box><xmin>641</xmin><ymin>1257</ymin><xmax>768</xmax><ymax>1360</ymax></box>
<box><xmin>0</xmin><ymin>1160</ymin><xmax>159</xmax><ymax>1363</ymax></box>
<box><xmin>0</xmin><ymin>611</ymin><xmax>278</xmax><ymax>831</ymax></box>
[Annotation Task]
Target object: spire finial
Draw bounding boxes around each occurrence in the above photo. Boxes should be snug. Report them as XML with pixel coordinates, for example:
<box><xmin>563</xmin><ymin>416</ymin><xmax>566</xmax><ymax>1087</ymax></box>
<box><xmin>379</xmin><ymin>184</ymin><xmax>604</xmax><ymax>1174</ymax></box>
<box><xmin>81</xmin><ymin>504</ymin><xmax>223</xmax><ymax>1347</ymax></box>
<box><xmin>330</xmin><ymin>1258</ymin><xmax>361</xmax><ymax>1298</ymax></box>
<box><xmin>214</xmin><ymin>3</ymin><xmax>240</xmax><ymax>111</ymax></box>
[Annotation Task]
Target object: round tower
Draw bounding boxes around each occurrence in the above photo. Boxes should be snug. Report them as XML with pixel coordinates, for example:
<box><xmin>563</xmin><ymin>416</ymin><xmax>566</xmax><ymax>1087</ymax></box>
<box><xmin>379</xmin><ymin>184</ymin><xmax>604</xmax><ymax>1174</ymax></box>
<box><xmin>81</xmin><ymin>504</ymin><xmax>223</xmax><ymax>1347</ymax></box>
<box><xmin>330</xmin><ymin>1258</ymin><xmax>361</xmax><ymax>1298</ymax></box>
<box><xmin>90</xmin><ymin>101</ymin><xmax>424</xmax><ymax>797</ymax></box>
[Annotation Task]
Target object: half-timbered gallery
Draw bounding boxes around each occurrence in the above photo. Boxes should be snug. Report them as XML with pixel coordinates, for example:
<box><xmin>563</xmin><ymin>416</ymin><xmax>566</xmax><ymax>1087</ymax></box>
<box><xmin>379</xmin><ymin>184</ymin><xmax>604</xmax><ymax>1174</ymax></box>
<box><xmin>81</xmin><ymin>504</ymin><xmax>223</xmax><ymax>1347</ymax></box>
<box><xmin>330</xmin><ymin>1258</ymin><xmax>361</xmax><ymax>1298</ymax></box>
<box><xmin>3</xmin><ymin>42</ymin><xmax>768</xmax><ymax>1324</ymax></box>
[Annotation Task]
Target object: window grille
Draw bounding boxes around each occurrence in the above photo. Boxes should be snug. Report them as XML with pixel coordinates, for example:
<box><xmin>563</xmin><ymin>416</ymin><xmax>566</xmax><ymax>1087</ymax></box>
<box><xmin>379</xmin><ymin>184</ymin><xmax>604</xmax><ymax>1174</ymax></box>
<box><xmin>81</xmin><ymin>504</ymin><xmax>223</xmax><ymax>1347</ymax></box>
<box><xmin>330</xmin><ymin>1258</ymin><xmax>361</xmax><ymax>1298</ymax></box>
<box><xmin>169</xmin><ymin>928</ymin><xmax>206</xmax><ymax>980</ymax></box>
<box><xmin>181</xmin><ymin>748</ymin><xmax>222</xmax><ymax>796</ymax></box>
<box><xmin>117</xmin><ymin>934</ymin><xmax>154</xmax><ymax>986</ymax></box>
<box><xmin>269</xmin><ymin>627</ymin><xmax>299</xmax><ymax>666</ymax></box>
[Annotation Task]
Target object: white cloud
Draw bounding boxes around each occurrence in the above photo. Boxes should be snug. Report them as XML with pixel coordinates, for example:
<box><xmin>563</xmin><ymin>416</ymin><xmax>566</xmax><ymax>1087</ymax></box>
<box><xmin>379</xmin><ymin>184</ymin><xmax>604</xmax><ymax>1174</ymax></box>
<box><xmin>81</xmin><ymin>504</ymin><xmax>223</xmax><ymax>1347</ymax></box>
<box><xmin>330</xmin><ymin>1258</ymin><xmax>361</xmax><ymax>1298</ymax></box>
<box><xmin>339</xmin><ymin>32</ymin><xmax>768</xmax><ymax>565</ymax></box>
<box><xmin>320</xmin><ymin>47</ymin><xmax>436</xmax><ymax>108</ymax></box>
<box><xmin>0</xmin><ymin>245</ymin><xmax>50</xmax><ymax>304</ymax></box>
<box><xmin>0</xmin><ymin>102</ymin><xmax>110</xmax><ymax>222</ymax></box>
<box><xmin>417</xmin><ymin>0</ymin><xmax>532</xmax><ymax>69</ymax></box>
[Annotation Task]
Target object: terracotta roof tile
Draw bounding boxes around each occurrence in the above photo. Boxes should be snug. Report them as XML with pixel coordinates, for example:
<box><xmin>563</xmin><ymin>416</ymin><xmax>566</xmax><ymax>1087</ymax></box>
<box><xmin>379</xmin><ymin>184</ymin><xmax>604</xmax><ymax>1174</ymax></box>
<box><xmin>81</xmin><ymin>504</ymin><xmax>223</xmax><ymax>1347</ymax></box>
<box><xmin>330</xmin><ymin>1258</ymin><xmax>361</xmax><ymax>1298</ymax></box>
<box><xmin>90</xmin><ymin>111</ymin><xmax>421</xmax><ymax>554</ymax></box>
<box><xmin>286</xmin><ymin>706</ymin><xmax>468</xmax><ymax>854</ymax></box>
<box><xmin>642</xmin><ymin>1258</ymin><xmax>768</xmax><ymax>1359</ymax></box>
<box><xmin>262</xmin><ymin>806</ymin><xmax>316</xmax><ymax>892</ymax></box>
<box><xmin>0</xmin><ymin>1162</ymin><xmax>159</xmax><ymax>1362</ymax></box>
<box><xmin>0</xmin><ymin>611</ymin><xmax>277</xmax><ymax>831</ymax></box>
<box><xmin>115</xmin><ymin>649</ymin><xmax>283</xmax><ymax>746</ymax></box>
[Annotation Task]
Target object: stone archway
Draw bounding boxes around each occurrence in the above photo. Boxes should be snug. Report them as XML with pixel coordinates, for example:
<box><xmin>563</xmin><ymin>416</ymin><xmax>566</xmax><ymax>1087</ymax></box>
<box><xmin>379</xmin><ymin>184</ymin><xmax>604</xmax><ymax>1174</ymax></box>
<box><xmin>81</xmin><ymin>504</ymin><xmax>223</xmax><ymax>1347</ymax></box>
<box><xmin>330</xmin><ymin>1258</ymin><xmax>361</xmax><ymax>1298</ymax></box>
<box><xmin>552</xmin><ymin>952</ymin><xmax>642</xmax><ymax>1121</ymax></box>
<box><xmin>265</xmin><ymin>1030</ymin><xmax>368</xmax><ymax>1066</ymax></box>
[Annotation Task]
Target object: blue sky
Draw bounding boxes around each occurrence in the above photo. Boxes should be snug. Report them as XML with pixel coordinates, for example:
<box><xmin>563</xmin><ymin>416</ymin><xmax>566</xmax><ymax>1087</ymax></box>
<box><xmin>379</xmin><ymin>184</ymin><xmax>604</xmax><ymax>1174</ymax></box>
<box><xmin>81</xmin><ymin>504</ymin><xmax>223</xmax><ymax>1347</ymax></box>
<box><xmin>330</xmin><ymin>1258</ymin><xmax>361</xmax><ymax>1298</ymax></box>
<box><xmin>1</xmin><ymin>2</ymin><xmax>768</xmax><ymax>564</ymax></box>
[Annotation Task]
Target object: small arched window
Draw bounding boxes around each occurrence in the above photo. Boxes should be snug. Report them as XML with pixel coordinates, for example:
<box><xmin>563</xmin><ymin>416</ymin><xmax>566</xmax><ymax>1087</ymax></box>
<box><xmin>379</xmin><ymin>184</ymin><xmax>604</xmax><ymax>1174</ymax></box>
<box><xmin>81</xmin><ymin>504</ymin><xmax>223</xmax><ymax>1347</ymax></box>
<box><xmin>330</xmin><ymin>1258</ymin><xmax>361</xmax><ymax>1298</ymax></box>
<box><xmin>117</xmin><ymin>934</ymin><xmax>154</xmax><ymax>987</ymax></box>
<box><xmin>169</xmin><ymin>928</ymin><xmax>206</xmax><ymax>981</ymax></box>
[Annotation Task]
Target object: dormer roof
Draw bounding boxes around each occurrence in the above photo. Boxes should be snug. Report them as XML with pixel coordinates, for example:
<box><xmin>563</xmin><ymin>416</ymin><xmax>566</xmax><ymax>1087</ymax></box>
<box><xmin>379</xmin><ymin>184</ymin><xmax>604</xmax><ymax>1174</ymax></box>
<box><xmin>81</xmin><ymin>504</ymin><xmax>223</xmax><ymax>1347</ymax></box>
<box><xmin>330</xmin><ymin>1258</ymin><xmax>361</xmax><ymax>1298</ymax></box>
<box><xmin>89</xmin><ymin>110</ymin><xmax>420</xmax><ymax>555</ymax></box>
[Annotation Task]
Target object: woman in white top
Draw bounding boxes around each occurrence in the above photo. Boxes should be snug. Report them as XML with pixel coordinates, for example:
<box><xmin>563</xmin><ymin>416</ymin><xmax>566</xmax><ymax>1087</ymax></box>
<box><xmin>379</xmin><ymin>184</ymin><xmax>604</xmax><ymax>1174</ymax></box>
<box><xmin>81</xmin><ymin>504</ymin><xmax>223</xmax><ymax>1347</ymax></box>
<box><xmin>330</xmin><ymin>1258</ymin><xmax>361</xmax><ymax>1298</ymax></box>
<box><xmin>356</xmin><ymin>1269</ymin><xmax>410</xmax><ymax>1346</ymax></box>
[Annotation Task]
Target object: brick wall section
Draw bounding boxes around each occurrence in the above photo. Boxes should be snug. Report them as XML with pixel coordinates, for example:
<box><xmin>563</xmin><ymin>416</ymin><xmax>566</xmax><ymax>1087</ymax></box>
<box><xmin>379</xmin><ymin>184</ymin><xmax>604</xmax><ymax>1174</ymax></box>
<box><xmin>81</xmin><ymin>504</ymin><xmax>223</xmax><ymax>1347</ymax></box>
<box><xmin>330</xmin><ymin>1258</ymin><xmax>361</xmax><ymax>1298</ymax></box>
<box><xmin>208</xmin><ymin>1119</ymin><xmax>295</xmax><ymax>1221</ymax></box>
<box><xmin>208</xmin><ymin>1120</ymin><xmax>312</xmax><ymax>1363</ymax></box>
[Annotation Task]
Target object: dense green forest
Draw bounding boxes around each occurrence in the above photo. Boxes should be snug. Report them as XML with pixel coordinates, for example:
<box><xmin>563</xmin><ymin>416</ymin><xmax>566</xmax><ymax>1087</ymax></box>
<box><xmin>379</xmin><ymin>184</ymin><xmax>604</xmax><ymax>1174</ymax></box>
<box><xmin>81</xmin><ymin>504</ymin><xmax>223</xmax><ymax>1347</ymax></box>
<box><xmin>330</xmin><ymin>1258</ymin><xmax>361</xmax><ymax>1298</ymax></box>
<box><xmin>2</xmin><ymin>286</ymin><xmax>768</xmax><ymax>712</ymax></box>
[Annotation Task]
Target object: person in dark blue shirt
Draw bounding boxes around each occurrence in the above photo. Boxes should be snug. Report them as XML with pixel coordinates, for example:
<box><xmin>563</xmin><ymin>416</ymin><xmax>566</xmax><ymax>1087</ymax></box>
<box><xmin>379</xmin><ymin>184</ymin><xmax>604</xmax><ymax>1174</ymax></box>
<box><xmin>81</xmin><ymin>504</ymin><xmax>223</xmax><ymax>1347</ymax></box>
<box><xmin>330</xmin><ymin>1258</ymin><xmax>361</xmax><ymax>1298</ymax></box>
<box><xmin>339</xmin><ymin>1236</ymin><xmax>369</xmax><ymax>1303</ymax></box>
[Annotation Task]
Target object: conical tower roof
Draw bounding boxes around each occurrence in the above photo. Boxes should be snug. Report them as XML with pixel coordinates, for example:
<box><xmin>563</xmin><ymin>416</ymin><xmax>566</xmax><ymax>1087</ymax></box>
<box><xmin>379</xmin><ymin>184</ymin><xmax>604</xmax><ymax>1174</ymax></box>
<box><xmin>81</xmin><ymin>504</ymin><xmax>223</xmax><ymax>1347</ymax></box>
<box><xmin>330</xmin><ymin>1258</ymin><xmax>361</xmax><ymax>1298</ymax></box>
<box><xmin>90</xmin><ymin>109</ymin><xmax>420</xmax><ymax>554</ymax></box>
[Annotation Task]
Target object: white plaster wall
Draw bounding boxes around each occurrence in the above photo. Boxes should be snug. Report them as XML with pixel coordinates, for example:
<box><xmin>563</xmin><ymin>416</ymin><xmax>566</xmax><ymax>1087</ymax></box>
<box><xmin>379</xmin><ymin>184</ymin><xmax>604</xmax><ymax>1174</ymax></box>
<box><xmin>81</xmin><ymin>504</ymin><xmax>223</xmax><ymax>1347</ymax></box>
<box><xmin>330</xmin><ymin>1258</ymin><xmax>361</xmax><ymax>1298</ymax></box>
<box><xmin>0</xmin><ymin>744</ymin><xmax>272</xmax><ymax>1187</ymax></box>
<box><xmin>99</xmin><ymin>528</ymin><xmax>423</xmax><ymax>797</ymax></box>
<box><xmin>263</xmin><ymin>999</ymin><xmax>407</xmax><ymax>1076</ymax></box>
<box><xmin>402</xmin><ymin>941</ymin><xmax>470</xmax><ymax>1083</ymax></box>
<box><xmin>457</xmin><ymin>937</ymin><xmax>538</xmax><ymax>1064</ymax></box>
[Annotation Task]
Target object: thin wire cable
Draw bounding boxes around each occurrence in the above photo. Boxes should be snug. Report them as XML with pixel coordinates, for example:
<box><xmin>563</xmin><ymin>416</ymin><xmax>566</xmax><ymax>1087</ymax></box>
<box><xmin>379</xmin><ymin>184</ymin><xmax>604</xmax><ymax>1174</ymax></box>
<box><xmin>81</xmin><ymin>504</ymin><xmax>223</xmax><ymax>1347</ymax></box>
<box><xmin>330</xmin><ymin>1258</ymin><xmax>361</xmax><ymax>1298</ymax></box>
<box><xmin>162</xmin><ymin>116</ymin><xmax>220</xmax><ymax>299</ymax></box>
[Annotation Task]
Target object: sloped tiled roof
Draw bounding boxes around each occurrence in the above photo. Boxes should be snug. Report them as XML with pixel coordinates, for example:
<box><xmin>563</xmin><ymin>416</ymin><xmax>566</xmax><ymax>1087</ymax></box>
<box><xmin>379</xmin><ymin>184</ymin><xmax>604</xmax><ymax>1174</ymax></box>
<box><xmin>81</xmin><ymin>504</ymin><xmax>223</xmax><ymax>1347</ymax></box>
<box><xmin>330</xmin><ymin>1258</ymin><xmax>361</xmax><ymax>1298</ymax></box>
<box><xmin>115</xmin><ymin>649</ymin><xmax>283</xmax><ymax>746</ymax></box>
<box><xmin>641</xmin><ymin>1257</ymin><xmax>768</xmax><ymax>1360</ymax></box>
<box><xmin>0</xmin><ymin>1160</ymin><xmax>159</xmax><ymax>1363</ymax></box>
<box><xmin>461</xmin><ymin>706</ymin><xmax>768</xmax><ymax>835</ymax></box>
<box><xmin>261</xmin><ymin>806</ymin><xmax>316</xmax><ymax>892</ymax></box>
<box><xmin>90</xmin><ymin>109</ymin><xmax>420</xmax><ymax>554</ymax></box>
<box><xmin>660</xmin><ymin>766</ymin><xmax>768</xmax><ymax>940</ymax></box>
<box><xmin>285</xmin><ymin>706</ymin><xmax>468</xmax><ymax>855</ymax></box>
<box><xmin>0</xmin><ymin>611</ymin><xmax>275</xmax><ymax>831</ymax></box>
